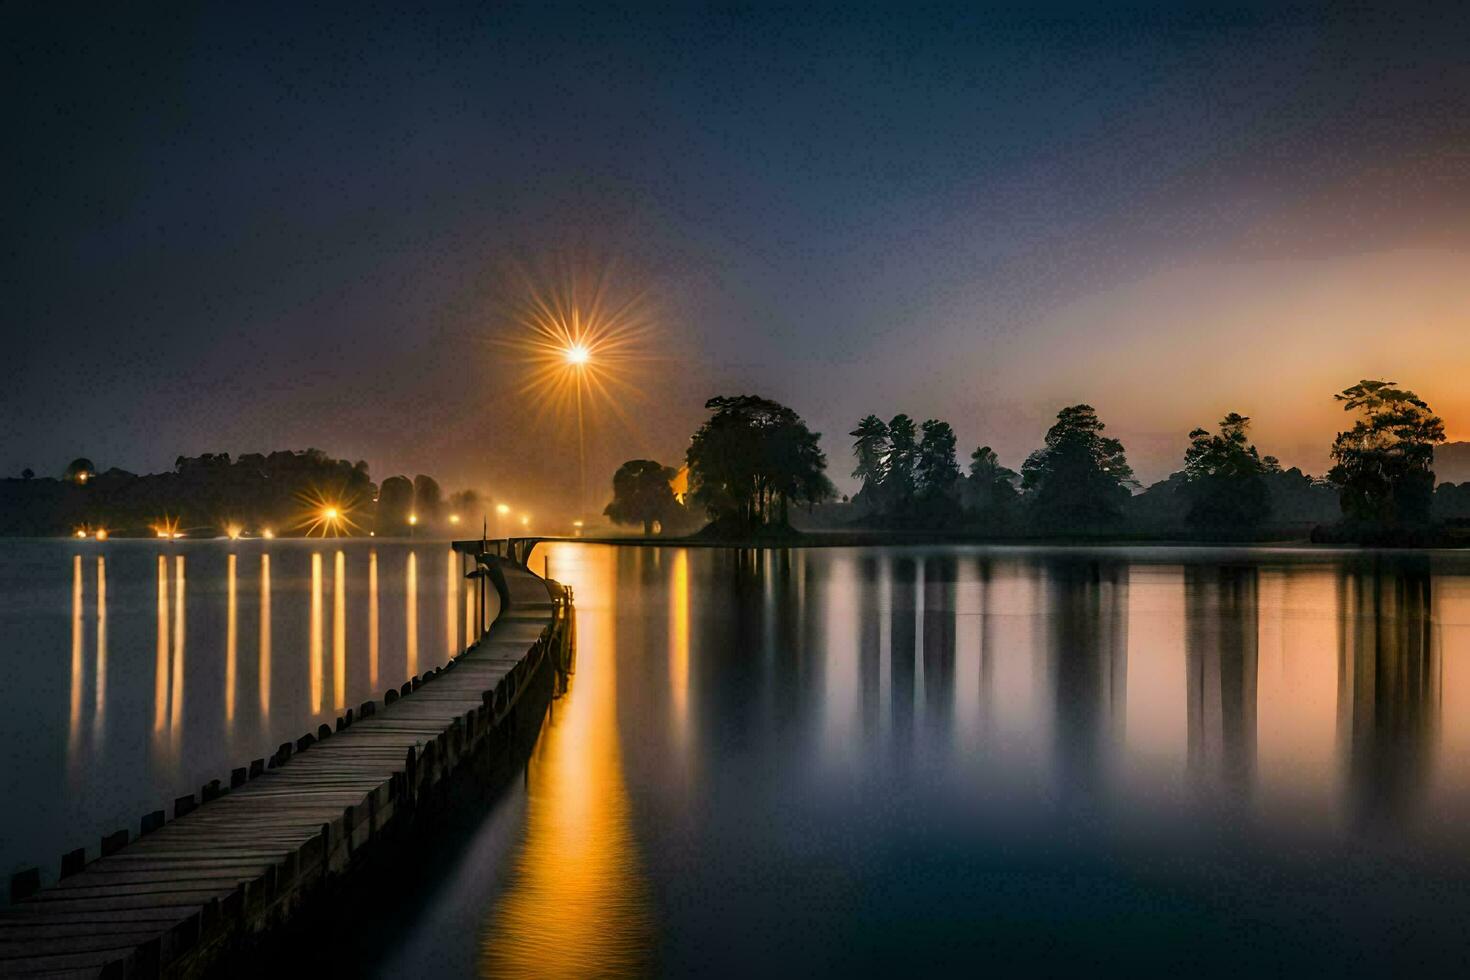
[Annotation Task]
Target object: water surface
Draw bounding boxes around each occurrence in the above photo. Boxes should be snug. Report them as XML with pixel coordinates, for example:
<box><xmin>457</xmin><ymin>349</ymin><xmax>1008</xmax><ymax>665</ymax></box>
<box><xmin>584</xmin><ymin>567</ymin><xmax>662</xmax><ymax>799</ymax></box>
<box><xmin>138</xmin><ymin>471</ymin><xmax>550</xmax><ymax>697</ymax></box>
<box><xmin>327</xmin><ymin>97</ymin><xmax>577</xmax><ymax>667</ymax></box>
<box><xmin>369</xmin><ymin>542</ymin><xmax>1470</xmax><ymax>977</ymax></box>
<box><xmin>0</xmin><ymin>538</ymin><xmax>489</xmax><ymax>883</ymax></box>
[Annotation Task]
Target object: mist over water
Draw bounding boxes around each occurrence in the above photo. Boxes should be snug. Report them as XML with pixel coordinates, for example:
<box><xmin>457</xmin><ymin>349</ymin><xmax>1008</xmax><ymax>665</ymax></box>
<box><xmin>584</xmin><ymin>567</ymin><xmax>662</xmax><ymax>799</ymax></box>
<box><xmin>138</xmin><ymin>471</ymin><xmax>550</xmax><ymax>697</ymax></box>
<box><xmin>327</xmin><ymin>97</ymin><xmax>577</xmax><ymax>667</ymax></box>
<box><xmin>367</xmin><ymin>542</ymin><xmax>1470</xmax><ymax>977</ymax></box>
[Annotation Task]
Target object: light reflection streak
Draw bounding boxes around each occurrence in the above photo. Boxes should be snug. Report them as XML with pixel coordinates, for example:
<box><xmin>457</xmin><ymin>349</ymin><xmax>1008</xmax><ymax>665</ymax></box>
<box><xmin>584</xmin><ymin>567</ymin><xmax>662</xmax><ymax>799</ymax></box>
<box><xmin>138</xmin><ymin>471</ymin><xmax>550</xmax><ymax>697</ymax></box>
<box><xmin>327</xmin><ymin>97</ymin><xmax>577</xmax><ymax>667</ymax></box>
<box><xmin>154</xmin><ymin>555</ymin><xmax>168</xmax><ymax>732</ymax></box>
<box><xmin>446</xmin><ymin>550</ymin><xmax>458</xmax><ymax>657</ymax></box>
<box><xmin>334</xmin><ymin>551</ymin><xmax>347</xmax><ymax>711</ymax></box>
<box><xmin>369</xmin><ymin>551</ymin><xmax>379</xmax><ymax>688</ymax></box>
<box><xmin>406</xmin><ymin>552</ymin><xmax>418</xmax><ymax>677</ymax></box>
<box><xmin>310</xmin><ymin>552</ymin><xmax>323</xmax><ymax>713</ymax></box>
<box><xmin>69</xmin><ymin>555</ymin><xmax>82</xmax><ymax>757</ymax></box>
<box><xmin>669</xmin><ymin>549</ymin><xmax>690</xmax><ymax>747</ymax></box>
<box><xmin>225</xmin><ymin>553</ymin><xmax>237</xmax><ymax>724</ymax></box>
<box><xmin>259</xmin><ymin>554</ymin><xmax>271</xmax><ymax>716</ymax></box>
<box><xmin>480</xmin><ymin>544</ymin><xmax>651</xmax><ymax>977</ymax></box>
<box><xmin>94</xmin><ymin>556</ymin><xmax>106</xmax><ymax>730</ymax></box>
<box><xmin>170</xmin><ymin>555</ymin><xmax>185</xmax><ymax>734</ymax></box>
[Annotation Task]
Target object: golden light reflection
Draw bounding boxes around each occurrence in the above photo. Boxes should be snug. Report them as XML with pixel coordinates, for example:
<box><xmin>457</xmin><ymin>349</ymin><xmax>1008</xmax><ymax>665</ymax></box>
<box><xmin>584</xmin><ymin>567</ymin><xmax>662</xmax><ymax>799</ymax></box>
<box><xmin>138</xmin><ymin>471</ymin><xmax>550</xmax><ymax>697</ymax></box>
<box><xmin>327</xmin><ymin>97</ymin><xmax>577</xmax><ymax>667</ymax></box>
<box><xmin>464</xmin><ymin>576</ymin><xmax>474</xmax><ymax>651</ymax></box>
<box><xmin>405</xmin><ymin>552</ymin><xmax>418</xmax><ymax>677</ymax></box>
<box><xmin>480</xmin><ymin>544</ymin><xmax>651</xmax><ymax>977</ymax></box>
<box><xmin>69</xmin><ymin>555</ymin><xmax>83</xmax><ymax>758</ymax></box>
<box><xmin>446</xmin><ymin>550</ymin><xmax>458</xmax><ymax>657</ymax></box>
<box><xmin>94</xmin><ymin>556</ymin><xmax>106</xmax><ymax>730</ymax></box>
<box><xmin>334</xmin><ymin>550</ymin><xmax>346</xmax><ymax>710</ymax></box>
<box><xmin>225</xmin><ymin>553</ymin><xmax>237</xmax><ymax>723</ymax></box>
<box><xmin>170</xmin><ymin>555</ymin><xmax>185</xmax><ymax>734</ymax></box>
<box><xmin>369</xmin><ymin>551</ymin><xmax>379</xmax><ymax>688</ymax></box>
<box><xmin>669</xmin><ymin>549</ymin><xmax>690</xmax><ymax>746</ymax></box>
<box><xmin>154</xmin><ymin>555</ymin><xmax>168</xmax><ymax>732</ymax></box>
<box><xmin>310</xmin><ymin>552</ymin><xmax>323</xmax><ymax>712</ymax></box>
<box><xmin>260</xmin><ymin>554</ymin><xmax>271</xmax><ymax>716</ymax></box>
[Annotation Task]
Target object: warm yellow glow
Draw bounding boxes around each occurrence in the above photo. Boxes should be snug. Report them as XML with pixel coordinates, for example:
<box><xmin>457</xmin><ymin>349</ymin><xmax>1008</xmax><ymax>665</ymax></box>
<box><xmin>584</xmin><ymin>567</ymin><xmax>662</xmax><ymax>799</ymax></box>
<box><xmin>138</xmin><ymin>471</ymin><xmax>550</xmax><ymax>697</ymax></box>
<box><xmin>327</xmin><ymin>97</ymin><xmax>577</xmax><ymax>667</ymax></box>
<box><xmin>520</xmin><ymin>514</ymin><xmax>530</xmax><ymax>526</ymax></box>
<box><xmin>449</xmin><ymin>513</ymin><xmax>461</xmax><ymax>524</ymax></box>
<box><xmin>496</xmin><ymin>503</ymin><xmax>511</xmax><ymax>515</ymax></box>
<box><xmin>261</xmin><ymin>528</ymin><xmax>275</xmax><ymax>540</ymax></box>
<box><xmin>572</xmin><ymin>519</ymin><xmax>584</xmax><ymax>528</ymax></box>
<box><xmin>405</xmin><ymin>551</ymin><xmax>418</xmax><ymax>676</ymax></box>
<box><xmin>480</xmin><ymin>543</ymin><xmax>651</xmax><ymax>976</ymax></box>
<box><xmin>333</xmin><ymin>550</ymin><xmax>346</xmax><ymax>711</ymax></box>
<box><xmin>494</xmin><ymin>261</ymin><xmax>659</xmax><ymax>448</ymax></box>
<box><xmin>93</xmin><ymin>529</ymin><xmax>108</xmax><ymax>541</ymax></box>
<box><xmin>75</xmin><ymin>529</ymin><xmax>86</xmax><ymax>539</ymax></box>
<box><xmin>171</xmin><ymin>532</ymin><xmax>184</xmax><ymax>540</ymax></box>
<box><xmin>225</xmin><ymin>523</ymin><xmax>243</xmax><ymax>540</ymax></box>
<box><xmin>310</xmin><ymin>552</ymin><xmax>323</xmax><ymax>713</ymax></box>
<box><xmin>368</xmin><ymin>550</ymin><xmax>379</xmax><ymax>688</ymax></box>
<box><xmin>408</xmin><ymin>513</ymin><xmax>419</xmax><ymax>526</ymax></box>
<box><xmin>225</xmin><ymin>553</ymin><xmax>237</xmax><ymax>723</ymax></box>
<box><xmin>295</xmin><ymin>487</ymin><xmax>362</xmax><ymax>537</ymax></box>
<box><xmin>259</xmin><ymin>554</ymin><xmax>271</xmax><ymax>716</ymax></box>
<box><xmin>154</xmin><ymin>515</ymin><xmax>181</xmax><ymax>540</ymax></box>
<box><xmin>76</xmin><ymin>471</ymin><xmax>88</xmax><ymax>484</ymax></box>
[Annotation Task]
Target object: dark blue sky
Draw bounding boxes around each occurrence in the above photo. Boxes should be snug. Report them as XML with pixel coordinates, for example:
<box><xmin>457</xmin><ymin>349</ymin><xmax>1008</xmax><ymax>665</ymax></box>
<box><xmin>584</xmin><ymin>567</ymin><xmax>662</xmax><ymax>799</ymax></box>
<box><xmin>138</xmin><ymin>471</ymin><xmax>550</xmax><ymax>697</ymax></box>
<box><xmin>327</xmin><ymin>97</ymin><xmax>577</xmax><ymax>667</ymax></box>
<box><xmin>7</xmin><ymin>2</ymin><xmax>1470</xmax><ymax>506</ymax></box>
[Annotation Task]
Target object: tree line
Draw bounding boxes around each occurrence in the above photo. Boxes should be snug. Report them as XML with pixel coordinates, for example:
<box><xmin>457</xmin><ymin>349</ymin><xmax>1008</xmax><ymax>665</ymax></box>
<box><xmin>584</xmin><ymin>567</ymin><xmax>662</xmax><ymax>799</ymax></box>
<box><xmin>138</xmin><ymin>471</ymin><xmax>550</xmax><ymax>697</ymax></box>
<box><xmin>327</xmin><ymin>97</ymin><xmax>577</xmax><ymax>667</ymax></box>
<box><xmin>0</xmin><ymin>450</ymin><xmax>481</xmax><ymax>537</ymax></box>
<box><xmin>603</xmin><ymin>379</ymin><xmax>1470</xmax><ymax>543</ymax></box>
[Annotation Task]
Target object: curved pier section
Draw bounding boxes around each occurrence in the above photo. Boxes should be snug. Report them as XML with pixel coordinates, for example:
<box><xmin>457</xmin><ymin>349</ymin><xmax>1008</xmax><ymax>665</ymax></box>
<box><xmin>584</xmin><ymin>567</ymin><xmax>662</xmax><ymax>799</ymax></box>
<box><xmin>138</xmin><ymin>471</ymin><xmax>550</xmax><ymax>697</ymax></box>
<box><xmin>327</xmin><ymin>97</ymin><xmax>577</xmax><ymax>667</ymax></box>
<box><xmin>0</xmin><ymin>557</ymin><xmax>569</xmax><ymax>978</ymax></box>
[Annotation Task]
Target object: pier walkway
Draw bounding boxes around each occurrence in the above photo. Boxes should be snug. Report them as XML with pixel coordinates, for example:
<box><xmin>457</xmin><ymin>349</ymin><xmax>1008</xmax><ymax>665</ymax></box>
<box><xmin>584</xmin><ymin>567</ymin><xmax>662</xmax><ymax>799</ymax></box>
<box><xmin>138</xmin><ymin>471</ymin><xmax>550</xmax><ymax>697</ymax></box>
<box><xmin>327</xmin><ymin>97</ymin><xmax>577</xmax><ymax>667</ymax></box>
<box><xmin>0</xmin><ymin>557</ymin><xmax>565</xmax><ymax>978</ymax></box>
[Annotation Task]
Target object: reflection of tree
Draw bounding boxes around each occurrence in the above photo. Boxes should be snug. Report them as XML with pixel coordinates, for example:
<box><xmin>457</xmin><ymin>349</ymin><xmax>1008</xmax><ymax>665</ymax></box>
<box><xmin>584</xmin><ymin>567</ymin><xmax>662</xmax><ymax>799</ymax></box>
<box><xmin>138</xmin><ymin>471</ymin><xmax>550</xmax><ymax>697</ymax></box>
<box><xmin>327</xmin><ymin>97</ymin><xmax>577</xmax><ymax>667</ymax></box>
<box><xmin>858</xmin><ymin>556</ymin><xmax>882</xmax><ymax>731</ymax></box>
<box><xmin>890</xmin><ymin>557</ymin><xmax>917</xmax><ymax>751</ymax></box>
<box><xmin>922</xmin><ymin>556</ymin><xmax>957</xmax><ymax>733</ymax></box>
<box><xmin>1337</xmin><ymin>559</ymin><xmax>1437</xmax><ymax>825</ymax></box>
<box><xmin>1045</xmin><ymin>559</ymin><xmax>1128</xmax><ymax>790</ymax></box>
<box><xmin>1184</xmin><ymin>565</ymin><xmax>1259</xmax><ymax>794</ymax></box>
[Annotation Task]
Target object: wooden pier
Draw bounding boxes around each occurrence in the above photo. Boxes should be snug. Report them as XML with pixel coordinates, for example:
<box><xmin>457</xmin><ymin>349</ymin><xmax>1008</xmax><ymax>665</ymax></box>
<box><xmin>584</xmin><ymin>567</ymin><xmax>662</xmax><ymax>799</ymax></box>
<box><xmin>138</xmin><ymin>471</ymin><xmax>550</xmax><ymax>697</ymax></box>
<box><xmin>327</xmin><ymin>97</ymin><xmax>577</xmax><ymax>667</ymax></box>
<box><xmin>0</xmin><ymin>556</ymin><xmax>568</xmax><ymax>978</ymax></box>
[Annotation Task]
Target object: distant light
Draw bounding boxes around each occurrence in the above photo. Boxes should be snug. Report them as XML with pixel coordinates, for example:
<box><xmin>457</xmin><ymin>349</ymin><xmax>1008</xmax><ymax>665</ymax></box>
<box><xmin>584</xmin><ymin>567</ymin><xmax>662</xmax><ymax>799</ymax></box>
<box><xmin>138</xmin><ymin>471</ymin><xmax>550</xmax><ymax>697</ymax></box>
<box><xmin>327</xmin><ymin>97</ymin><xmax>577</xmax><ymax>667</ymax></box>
<box><xmin>261</xmin><ymin>528</ymin><xmax>275</xmax><ymax>540</ymax></box>
<box><xmin>572</xmin><ymin>520</ymin><xmax>584</xmax><ymax>528</ymax></box>
<box><xmin>76</xmin><ymin>472</ymin><xmax>89</xmax><ymax>484</ymax></box>
<box><xmin>564</xmin><ymin>344</ymin><xmax>590</xmax><ymax>366</ymax></box>
<box><xmin>94</xmin><ymin>529</ymin><xmax>108</xmax><ymax>541</ymax></box>
<box><xmin>369</xmin><ymin>531</ymin><xmax>375</xmax><ymax>537</ymax></box>
<box><xmin>449</xmin><ymin>514</ymin><xmax>461</xmax><ymax>525</ymax></box>
<box><xmin>156</xmin><ymin>530</ymin><xmax>170</xmax><ymax>539</ymax></box>
<box><xmin>520</xmin><ymin>514</ymin><xmax>530</xmax><ymax>526</ymax></box>
<box><xmin>323</xmin><ymin>507</ymin><xmax>340</xmax><ymax>521</ymax></box>
<box><xmin>408</xmin><ymin>514</ymin><xmax>419</xmax><ymax>526</ymax></box>
<box><xmin>226</xmin><ymin>524</ymin><xmax>243</xmax><ymax>540</ymax></box>
<box><xmin>172</xmin><ymin>532</ymin><xmax>184</xmax><ymax>539</ymax></box>
<box><xmin>75</xmin><ymin>529</ymin><xmax>87</xmax><ymax>539</ymax></box>
<box><xmin>496</xmin><ymin>504</ymin><xmax>511</xmax><ymax>515</ymax></box>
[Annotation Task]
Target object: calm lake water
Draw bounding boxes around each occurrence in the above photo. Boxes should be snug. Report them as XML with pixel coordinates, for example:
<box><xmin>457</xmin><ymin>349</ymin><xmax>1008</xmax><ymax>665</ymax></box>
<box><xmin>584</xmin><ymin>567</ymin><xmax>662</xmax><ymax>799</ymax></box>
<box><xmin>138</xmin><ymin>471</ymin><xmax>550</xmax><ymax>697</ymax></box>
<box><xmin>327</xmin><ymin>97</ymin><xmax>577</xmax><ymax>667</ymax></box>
<box><xmin>0</xmin><ymin>538</ymin><xmax>488</xmax><ymax>885</ymax></box>
<box><xmin>359</xmin><ymin>542</ymin><xmax>1470</xmax><ymax>977</ymax></box>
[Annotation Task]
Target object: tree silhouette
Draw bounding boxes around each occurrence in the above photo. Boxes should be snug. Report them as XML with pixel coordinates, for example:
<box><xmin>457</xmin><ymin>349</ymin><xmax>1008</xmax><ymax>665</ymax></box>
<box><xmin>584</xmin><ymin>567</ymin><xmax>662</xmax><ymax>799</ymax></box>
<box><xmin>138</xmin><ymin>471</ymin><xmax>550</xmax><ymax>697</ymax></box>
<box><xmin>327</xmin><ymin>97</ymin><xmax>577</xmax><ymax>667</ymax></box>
<box><xmin>687</xmin><ymin>395</ymin><xmax>834</xmax><ymax>533</ymax></box>
<box><xmin>1022</xmin><ymin>405</ymin><xmax>1135</xmax><ymax>529</ymax></box>
<box><xmin>377</xmin><ymin>475</ymin><xmax>414</xmax><ymax>532</ymax></box>
<box><xmin>604</xmin><ymin>459</ymin><xmax>679</xmax><ymax>534</ymax></box>
<box><xmin>1327</xmin><ymin>379</ymin><xmax>1444</xmax><ymax>526</ymax></box>
<box><xmin>1182</xmin><ymin>413</ymin><xmax>1271</xmax><ymax>531</ymax></box>
<box><xmin>916</xmin><ymin>419</ymin><xmax>960</xmax><ymax>496</ymax></box>
<box><xmin>885</xmin><ymin>413</ymin><xmax>917</xmax><ymax>505</ymax></box>
<box><xmin>412</xmin><ymin>474</ymin><xmax>443</xmax><ymax>523</ymax></box>
<box><xmin>963</xmin><ymin>445</ymin><xmax>1019</xmax><ymax>521</ymax></box>
<box><xmin>850</xmin><ymin>415</ymin><xmax>889</xmax><ymax>491</ymax></box>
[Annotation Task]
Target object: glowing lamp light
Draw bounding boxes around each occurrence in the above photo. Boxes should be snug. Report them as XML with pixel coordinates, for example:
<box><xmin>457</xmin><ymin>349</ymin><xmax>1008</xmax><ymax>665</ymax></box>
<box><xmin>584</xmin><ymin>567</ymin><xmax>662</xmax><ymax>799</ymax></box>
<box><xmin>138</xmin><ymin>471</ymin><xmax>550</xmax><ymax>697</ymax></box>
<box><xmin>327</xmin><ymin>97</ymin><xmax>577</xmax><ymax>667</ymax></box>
<box><xmin>156</xmin><ymin>529</ymin><xmax>170</xmax><ymax>539</ymax></box>
<box><xmin>261</xmin><ymin>528</ymin><xmax>275</xmax><ymax>540</ymax></box>
<box><xmin>226</xmin><ymin>524</ymin><xmax>243</xmax><ymax>540</ymax></box>
<box><xmin>564</xmin><ymin>344</ymin><xmax>590</xmax><ymax>366</ymax></box>
<box><xmin>520</xmin><ymin>514</ymin><xmax>530</xmax><ymax>526</ymax></box>
<box><xmin>572</xmin><ymin>520</ymin><xmax>584</xmax><ymax>528</ymax></box>
<box><xmin>172</xmin><ymin>532</ymin><xmax>184</xmax><ymax>540</ymax></box>
<box><xmin>449</xmin><ymin>514</ymin><xmax>461</xmax><ymax>525</ymax></box>
<box><xmin>496</xmin><ymin>504</ymin><xmax>511</xmax><ymax>516</ymax></box>
<box><xmin>94</xmin><ymin>529</ymin><xmax>108</xmax><ymax>541</ymax></box>
<box><xmin>323</xmin><ymin>506</ymin><xmax>340</xmax><ymax>521</ymax></box>
<box><xmin>75</xmin><ymin>529</ymin><xmax>87</xmax><ymax>539</ymax></box>
<box><xmin>408</xmin><ymin>514</ymin><xmax>419</xmax><ymax>526</ymax></box>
